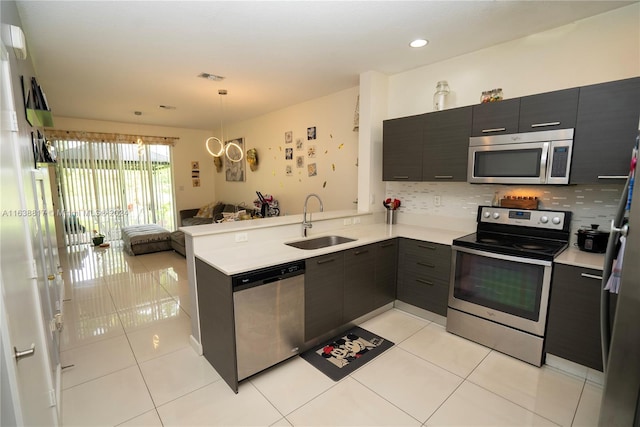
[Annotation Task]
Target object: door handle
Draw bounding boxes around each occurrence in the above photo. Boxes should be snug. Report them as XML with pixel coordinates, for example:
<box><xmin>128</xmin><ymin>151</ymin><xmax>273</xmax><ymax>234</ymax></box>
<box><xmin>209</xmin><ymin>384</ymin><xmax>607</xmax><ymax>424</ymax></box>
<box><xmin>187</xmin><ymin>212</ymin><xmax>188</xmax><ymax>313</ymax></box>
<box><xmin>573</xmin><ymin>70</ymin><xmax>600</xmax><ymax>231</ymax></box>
<box><xmin>14</xmin><ymin>344</ymin><xmax>36</xmax><ymax>362</ymax></box>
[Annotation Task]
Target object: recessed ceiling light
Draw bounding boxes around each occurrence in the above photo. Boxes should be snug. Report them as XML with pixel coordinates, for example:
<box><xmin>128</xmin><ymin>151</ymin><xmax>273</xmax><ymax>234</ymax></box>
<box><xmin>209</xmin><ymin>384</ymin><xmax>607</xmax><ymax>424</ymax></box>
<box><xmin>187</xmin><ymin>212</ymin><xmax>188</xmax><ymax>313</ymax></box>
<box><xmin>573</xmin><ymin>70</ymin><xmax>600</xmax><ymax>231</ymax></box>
<box><xmin>198</xmin><ymin>72</ymin><xmax>225</xmax><ymax>81</ymax></box>
<box><xmin>410</xmin><ymin>39</ymin><xmax>429</xmax><ymax>48</ymax></box>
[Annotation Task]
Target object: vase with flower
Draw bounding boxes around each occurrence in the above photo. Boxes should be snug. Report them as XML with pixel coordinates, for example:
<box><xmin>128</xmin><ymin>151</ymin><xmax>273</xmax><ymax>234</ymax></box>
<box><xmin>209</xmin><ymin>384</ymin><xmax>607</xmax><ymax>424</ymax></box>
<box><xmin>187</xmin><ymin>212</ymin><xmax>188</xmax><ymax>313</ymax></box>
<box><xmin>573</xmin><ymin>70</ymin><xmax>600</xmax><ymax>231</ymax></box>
<box><xmin>92</xmin><ymin>230</ymin><xmax>105</xmax><ymax>246</ymax></box>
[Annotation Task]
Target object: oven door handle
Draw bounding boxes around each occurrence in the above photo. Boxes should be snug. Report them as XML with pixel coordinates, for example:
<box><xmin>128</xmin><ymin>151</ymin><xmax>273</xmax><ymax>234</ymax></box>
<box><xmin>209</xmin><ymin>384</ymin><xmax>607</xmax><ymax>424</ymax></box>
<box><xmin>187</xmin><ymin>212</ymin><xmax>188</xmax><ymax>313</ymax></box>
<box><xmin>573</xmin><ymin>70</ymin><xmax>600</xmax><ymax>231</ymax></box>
<box><xmin>451</xmin><ymin>245</ymin><xmax>553</xmax><ymax>267</ymax></box>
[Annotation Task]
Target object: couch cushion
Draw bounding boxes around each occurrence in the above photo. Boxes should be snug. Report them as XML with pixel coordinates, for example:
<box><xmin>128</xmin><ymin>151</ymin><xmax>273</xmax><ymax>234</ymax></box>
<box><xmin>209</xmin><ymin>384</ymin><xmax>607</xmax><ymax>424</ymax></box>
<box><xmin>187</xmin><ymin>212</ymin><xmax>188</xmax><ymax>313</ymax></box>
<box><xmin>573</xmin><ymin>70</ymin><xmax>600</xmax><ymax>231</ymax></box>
<box><xmin>195</xmin><ymin>201</ymin><xmax>223</xmax><ymax>218</ymax></box>
<box><xmin>182</xmin><ymin>217</ymin><xmax>214</xmax><ymax>226</ymax></box>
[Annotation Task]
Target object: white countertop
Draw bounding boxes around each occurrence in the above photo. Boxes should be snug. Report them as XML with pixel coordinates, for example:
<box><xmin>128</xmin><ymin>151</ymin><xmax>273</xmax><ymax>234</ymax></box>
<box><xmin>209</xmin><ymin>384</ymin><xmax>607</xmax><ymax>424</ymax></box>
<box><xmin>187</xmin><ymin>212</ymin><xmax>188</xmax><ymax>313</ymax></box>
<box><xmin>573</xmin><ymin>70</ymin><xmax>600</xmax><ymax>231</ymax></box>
<box><xmin>194</xmin><ymin>222</ymin><xmax>469</xmax><ymax>276</ymax></box>
<box><xmin>190</xmin><ymin>211</ymin><xmax>604</xmax><ymax>275</ymax></box>
<box><xmin>555</xmin><ymin>246</ymin><xmax>605</xmax><ymax>271</ymax></box>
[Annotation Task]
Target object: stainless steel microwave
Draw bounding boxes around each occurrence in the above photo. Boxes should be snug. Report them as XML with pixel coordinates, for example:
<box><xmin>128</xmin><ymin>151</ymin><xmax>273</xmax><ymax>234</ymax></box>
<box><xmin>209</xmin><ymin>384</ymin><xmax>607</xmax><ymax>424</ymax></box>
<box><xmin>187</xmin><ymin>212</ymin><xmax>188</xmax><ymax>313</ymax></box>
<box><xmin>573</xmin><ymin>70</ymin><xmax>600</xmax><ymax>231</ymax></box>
<box><xmin>468</xmin><ymin>128</ymin><xmax>574</xmax><ymax>185</ymax></box>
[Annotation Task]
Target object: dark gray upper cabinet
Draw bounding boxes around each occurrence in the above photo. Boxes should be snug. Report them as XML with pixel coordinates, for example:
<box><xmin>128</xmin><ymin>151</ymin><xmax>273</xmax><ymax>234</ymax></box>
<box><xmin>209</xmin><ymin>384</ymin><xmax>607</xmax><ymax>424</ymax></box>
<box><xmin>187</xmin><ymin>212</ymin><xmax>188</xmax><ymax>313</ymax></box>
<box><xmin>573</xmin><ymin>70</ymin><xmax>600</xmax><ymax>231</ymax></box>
<box><xmin>422</xmin><ymin>106</ymin><xmax>472</xmax><ymax>181</ymax></box>
<box><xmin>471</xmin><ymin>98</ymin><xmax>520</xmax><ymax>136</ymax></box>
<box><xmin>382</xmin><ymin>114</ymin><xmax>424</xmax><ymax>181</ymax></box>
<box><xmin>571</xmin><ymin>77</ymin><xmax>640</xmax><ymax>184</ymax></box>
<box><xmin>518</xmin><ymin>88</ymin><xmax>579</xmax><ymax>132</ymax></box>
<box><xmin>304</xmin><ymin>252</ymin><xmax>345</xmax><ymax>341</ymax></box>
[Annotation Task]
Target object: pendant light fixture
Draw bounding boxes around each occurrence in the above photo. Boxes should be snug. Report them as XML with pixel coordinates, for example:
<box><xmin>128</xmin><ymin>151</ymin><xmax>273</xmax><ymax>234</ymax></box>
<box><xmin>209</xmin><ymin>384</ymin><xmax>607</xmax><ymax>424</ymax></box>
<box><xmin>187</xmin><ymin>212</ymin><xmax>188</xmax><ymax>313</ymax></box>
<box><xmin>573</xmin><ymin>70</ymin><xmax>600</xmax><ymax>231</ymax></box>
<box><xmin>205</xmin><ymin>89</ymin><xmax>243</xmax><ymax>162</ymax></box>
<box><xmin>205</xmin><ymin>89</ymin><xmax>226</xmax><ymax>158</ymax></box>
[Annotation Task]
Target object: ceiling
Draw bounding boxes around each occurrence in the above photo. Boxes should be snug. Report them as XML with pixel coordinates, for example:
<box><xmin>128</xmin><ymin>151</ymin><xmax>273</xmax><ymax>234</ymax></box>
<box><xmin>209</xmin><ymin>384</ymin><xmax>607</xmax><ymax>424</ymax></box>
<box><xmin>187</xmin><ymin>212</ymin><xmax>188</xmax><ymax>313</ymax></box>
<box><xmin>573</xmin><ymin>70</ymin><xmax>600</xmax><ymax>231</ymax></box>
<box><xmin>16</xmin><ymin>1</ymin><xmax>633</xmax><ymax>131</ymax></box>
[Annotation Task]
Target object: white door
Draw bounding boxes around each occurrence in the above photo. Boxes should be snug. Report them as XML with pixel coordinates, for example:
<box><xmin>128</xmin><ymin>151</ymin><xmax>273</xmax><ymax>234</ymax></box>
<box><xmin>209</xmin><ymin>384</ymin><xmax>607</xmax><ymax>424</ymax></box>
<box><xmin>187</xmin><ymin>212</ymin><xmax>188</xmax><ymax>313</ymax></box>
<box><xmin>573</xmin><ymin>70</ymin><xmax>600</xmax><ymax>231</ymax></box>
<box><xmin>1</xmin><ymin>41</ymin><xmax>59</xmax><ymax>426</ymax></box>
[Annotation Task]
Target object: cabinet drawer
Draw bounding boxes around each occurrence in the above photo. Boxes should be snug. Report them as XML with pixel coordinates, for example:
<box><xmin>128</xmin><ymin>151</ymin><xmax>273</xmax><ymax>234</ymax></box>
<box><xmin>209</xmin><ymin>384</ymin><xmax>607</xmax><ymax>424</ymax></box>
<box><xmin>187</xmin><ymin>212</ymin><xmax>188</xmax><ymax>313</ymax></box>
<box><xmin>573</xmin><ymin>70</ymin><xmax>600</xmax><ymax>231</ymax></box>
<box><xmin>399</xmin><ymin>254</ymin><xmax>450</xmax><ymax>282</ymax></box>
<box><xmin>399</xmin><ymin>239</ymin><xmax>451</xmax><ymax>264</ymax></box>
<box><xmin>397</xmin><ymin>271</ymin><xmax>449</xmax><ymax>316</ymax></box>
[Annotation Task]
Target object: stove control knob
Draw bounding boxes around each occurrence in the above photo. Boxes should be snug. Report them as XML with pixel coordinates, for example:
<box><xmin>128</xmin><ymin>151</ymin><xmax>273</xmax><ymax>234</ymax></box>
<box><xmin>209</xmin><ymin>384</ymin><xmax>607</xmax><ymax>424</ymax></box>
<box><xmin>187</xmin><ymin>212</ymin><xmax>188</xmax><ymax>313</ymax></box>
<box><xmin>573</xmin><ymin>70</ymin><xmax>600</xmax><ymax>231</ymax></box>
<box><xmin>483</xmin><ymin>211</ymin><xmax>491</xmax><ymax>218</ymax></box>
<box><xmin>493</xmin><ymin>212</ymin><xmax>500</xmax><ymax>220</ymax></box>
<box><xmin>540</xmin><ymin>216</ymin><xmax>549</xmax><ymax>224</ymax></box>
<box><xmin>552</xmin><ymin>217</ymin><xmax>561</xmax><ymax>225</ymax></box>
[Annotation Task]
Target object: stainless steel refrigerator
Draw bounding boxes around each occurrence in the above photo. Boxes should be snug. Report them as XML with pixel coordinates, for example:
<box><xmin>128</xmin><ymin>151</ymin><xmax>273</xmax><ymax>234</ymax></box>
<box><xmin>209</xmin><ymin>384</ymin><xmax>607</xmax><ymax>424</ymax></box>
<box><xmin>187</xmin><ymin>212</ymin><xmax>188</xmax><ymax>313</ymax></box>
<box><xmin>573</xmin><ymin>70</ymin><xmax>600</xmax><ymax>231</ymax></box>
<box><xmin>599</xmin><ymin>140</ymin><xmax>640</xmax><ymax>426</ymax></box>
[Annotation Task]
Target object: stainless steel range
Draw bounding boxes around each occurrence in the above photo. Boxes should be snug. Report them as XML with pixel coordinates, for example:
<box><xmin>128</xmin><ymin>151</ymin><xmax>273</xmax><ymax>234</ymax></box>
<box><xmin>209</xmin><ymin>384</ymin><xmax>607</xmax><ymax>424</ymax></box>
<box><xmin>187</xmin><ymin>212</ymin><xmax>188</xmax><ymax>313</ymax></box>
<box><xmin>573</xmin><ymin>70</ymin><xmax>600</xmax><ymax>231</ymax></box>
<box><xmin>447</xmin><ymin>205</ymin><xmax>571</xmax><ymax>366</ymax></box>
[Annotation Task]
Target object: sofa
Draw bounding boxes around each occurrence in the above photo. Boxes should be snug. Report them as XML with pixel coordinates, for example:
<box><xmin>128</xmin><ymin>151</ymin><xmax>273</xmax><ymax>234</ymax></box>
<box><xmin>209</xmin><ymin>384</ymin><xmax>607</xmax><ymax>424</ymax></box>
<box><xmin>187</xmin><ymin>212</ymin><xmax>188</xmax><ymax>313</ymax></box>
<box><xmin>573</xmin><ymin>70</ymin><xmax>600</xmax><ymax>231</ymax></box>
<box><xmin>170</xmin><ymin>202</ymin><xmax>256</xmax><ymax>256</ymax></box>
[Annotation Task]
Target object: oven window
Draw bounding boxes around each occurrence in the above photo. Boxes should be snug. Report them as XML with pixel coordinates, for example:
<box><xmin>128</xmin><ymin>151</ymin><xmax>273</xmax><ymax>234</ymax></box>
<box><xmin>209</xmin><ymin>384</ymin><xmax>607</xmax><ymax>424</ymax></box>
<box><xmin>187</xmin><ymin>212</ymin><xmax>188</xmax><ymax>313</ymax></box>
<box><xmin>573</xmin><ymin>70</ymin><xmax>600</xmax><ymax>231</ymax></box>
<box><xmin>453</xmin><ymin>251</ymin><xmax>543</xmax><ymax>321</ymax></box>
<box><xmin>474</xmin><ymin>148</ymin><xmax>542</xmax><ymax>177</ymax></box>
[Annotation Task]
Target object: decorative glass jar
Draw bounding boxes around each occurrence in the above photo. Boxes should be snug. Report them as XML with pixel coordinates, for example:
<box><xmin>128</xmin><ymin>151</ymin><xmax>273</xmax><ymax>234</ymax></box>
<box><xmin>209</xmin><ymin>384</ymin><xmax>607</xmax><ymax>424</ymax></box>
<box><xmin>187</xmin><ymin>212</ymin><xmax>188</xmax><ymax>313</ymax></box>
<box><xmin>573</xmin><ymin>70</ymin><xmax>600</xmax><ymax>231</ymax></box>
<box><xmin>433</xmin><ymin>80</ymin><xmax>450</xmax><ymax>111</ymax></box>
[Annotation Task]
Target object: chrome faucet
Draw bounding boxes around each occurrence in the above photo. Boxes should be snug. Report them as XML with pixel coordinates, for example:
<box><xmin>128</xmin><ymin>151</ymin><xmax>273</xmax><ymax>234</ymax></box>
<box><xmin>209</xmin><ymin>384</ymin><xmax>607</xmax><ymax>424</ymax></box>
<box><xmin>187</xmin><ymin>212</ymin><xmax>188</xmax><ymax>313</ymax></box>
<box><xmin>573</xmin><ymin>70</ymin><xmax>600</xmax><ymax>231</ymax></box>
<box><xmin>302</xmin><ymin>193</ymin><xmax>323</xmax><ymax>237</ymax></box>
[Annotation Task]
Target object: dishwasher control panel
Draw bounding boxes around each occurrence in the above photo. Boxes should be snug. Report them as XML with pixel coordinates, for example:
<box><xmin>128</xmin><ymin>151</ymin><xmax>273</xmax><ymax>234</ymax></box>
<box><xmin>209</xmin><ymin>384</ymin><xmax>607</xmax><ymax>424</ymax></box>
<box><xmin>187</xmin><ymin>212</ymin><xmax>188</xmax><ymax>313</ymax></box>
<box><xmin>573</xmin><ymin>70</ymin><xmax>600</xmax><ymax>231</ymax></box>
<box><xmin>232</xmin><ymin>260</ymin><xmax>305</xmax><ymax>288</ymax></box>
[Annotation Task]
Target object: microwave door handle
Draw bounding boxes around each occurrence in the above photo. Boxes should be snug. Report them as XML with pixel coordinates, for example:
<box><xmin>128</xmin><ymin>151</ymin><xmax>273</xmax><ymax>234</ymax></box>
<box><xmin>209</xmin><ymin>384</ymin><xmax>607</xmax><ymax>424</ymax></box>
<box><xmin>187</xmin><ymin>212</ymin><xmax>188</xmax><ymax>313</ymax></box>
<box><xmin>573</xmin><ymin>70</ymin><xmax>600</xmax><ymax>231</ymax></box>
<box><xmin>540</xmin><ymin>142</ymin><xmax>549</xmax><ymax>183</ymax></box>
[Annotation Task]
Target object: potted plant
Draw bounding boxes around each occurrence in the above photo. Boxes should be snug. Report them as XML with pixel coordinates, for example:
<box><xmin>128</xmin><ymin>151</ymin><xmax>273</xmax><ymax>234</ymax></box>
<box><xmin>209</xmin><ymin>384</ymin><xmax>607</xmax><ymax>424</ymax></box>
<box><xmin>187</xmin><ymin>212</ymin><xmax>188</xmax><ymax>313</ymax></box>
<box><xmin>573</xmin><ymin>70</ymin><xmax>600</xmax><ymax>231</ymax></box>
<box><xmin>92</xmin><ymin>230</ymin><xmax>105</xmax><ymax>246</ymax></box>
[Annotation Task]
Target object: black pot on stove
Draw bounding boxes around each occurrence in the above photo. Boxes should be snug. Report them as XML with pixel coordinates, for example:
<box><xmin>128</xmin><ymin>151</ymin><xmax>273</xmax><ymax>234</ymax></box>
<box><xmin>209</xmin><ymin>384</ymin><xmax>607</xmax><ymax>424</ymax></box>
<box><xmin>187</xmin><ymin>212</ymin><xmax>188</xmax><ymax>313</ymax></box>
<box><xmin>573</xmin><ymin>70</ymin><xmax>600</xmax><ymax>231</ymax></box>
<box><xmin>576</xmin><ymin>224</ymin><xmax>610</xmax><ymax>253</ymax></box>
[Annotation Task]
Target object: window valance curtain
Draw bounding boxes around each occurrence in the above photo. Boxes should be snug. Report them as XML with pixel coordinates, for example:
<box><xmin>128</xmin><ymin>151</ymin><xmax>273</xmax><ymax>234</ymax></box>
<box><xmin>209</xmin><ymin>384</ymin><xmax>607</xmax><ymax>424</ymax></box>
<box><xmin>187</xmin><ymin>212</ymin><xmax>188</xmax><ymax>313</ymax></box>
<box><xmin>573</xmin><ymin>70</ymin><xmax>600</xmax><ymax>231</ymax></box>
<box><xmin>46</xmin><ymin>129</ymin><xmax>178</xmax><ymax>146</ymax></box>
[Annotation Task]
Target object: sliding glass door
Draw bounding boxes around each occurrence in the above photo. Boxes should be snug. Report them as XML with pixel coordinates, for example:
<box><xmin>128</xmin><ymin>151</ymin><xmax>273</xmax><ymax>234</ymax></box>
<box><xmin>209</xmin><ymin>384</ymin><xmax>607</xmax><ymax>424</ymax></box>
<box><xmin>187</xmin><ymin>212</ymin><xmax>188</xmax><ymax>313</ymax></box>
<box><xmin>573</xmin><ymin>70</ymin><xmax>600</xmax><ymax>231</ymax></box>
<box><xmin>53</xmin><ymin>139</ymin><xmax>175</xmax><ymax>246</ymax></box>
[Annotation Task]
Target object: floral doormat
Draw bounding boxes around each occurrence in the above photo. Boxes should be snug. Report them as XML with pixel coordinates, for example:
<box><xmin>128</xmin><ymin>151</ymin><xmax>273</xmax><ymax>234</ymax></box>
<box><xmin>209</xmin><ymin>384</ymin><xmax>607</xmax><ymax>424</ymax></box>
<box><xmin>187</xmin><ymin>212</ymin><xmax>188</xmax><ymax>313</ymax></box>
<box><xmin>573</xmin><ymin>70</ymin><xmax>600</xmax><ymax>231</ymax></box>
<box><xmin>300</xmin><ymin>326</ymin><xmax>394</xmax><ymax>381</ymax></box>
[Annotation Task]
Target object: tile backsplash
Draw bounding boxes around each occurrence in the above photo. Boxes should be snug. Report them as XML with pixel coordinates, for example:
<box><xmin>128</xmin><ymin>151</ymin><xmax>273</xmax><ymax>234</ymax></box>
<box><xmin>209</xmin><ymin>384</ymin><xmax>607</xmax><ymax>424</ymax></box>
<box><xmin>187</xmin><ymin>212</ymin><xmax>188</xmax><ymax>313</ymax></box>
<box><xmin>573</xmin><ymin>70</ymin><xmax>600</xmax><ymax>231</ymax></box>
<box><xmin>386</xmin><ymin>181</ymin><xmax>626</xmax><ymax>244</ymax></box>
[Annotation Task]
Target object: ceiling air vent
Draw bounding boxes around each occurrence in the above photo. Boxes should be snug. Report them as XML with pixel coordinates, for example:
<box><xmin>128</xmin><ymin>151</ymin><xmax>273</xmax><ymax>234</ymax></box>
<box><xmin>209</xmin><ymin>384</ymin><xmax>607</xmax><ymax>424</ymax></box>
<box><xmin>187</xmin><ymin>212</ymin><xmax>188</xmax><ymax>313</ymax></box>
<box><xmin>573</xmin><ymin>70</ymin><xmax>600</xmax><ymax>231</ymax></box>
<box><xmin>198</xmin><ymin>73</ymin><xmax>225</xmax><ymax>81</ymax></box>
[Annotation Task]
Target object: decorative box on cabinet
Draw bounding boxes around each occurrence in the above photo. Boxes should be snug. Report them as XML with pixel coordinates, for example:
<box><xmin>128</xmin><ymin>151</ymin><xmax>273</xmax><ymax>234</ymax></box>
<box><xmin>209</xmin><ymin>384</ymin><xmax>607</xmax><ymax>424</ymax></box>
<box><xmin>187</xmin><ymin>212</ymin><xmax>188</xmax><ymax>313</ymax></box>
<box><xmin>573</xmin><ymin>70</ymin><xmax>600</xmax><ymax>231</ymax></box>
<box><xmin>396</xmin><ymin>238</ymin><xmax>451</xmax><ymax>316</ymax></box>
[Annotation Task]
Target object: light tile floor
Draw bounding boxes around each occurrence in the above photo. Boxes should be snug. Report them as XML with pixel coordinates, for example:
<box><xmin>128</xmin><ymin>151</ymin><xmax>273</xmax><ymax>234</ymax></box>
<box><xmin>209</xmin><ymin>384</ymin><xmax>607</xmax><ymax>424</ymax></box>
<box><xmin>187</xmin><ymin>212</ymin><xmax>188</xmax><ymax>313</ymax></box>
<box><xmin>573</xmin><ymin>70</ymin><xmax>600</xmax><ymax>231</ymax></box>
<box><xmin>59</xmin><ymin>244</ymin><xmax>603</xmax><ymax>426</ymax></box>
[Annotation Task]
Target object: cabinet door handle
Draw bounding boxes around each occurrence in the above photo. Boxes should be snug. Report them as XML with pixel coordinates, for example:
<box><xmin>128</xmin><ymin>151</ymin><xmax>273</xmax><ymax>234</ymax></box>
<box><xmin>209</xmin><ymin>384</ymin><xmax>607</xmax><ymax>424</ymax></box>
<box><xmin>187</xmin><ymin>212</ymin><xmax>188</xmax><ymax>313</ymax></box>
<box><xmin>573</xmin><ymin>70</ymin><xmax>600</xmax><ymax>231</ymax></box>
<box><xmin>531</xmin><ymin>121</ymin><xmax>561</xmax><ymax>128</ymax></box>
<box><xmin>481</xmin><ymin>127</ymin><xmax>506</xmax><ymax>133</ymax></box>
<box><xmin>380</xmin><ymin>242</ymin><xmax>395</xmax><ymax>248</ymax></box>
<box><xmin>416</xmin><ymin>278</ymin><xmax>434</xmax><ymax>286</ymax></box>
<box><xmin>418</xmin><ymin>244</ymin><xmax>436</xmax><ymax>250</ymax></box>
<box><xmin>598</xmin><ymin>176</ymin><xmax>628</xmax><ymax>180</ymax></box>
<box><xmin>417</xmin><ymin>261</ymin><xmax>435</xmax><ymax>268</ymax></box>
<box><xmin>434</xmin><ymin>175</ymin><xmax>453</xmax><ymax>180</ymax></box>
<box><xmin>393</xmin><ymin>176</ymin><xmax>410</xmax><ymax>180</ymax></box>
<box><xmin>581</xmin><ymin>273</ymin><xmax>603</xmax><ymax>281</ymax></box>
<box><xmin>354</xmin><ymin>249</ymin><xmax>369</xmax><ymax>256</ymax></box>
<box><xmin>316</xmin><ymin>258</ymin><xmax>336</xmax><ymax>265</ymax></box>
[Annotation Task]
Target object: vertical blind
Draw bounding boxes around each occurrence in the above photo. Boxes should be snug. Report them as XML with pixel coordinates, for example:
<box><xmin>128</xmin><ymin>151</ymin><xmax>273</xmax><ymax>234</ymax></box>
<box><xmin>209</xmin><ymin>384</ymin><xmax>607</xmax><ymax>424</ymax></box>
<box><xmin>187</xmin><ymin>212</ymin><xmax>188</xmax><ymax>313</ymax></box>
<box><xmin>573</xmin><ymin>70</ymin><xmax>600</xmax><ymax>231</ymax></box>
<box><xmin>52</xmin><ymin>136</ymin><xmax>176</xmax><ymax>246</ymax></box>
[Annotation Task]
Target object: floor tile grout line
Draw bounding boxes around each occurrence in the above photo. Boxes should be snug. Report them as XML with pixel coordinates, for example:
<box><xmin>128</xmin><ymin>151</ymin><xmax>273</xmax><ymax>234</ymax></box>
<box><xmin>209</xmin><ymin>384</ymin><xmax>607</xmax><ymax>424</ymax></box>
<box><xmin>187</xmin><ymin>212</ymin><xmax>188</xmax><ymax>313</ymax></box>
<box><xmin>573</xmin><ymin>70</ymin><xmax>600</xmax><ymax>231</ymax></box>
<box><xmin>569</xmin><ymin>378</ymin><xmax>588</xmax><ymax>427</ymax></box>
<box><xmin>348</xmin><ymin>374</ymin><xmax>426</xmax><ymax>425</ymax></box>
<box><xmin>462</xmin><ymin>376</ymin><xmax>565</xmax><ymax>426</ymax></box>
<box><xmin>245</xmin><ymin>380</ymin><xmax>289</xmax><ymax>424</ymax></box>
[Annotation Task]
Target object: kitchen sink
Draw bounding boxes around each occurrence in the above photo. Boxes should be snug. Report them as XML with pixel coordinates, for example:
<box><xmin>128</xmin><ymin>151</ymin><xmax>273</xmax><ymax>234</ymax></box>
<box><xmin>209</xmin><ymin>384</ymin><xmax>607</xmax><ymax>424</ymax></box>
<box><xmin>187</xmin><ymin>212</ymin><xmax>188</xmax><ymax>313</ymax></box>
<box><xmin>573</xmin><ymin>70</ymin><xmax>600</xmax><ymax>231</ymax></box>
<box><xmin>285</xmin><ymin>235</ymin><xmax>356</xmax><ymax>250</ymax></box>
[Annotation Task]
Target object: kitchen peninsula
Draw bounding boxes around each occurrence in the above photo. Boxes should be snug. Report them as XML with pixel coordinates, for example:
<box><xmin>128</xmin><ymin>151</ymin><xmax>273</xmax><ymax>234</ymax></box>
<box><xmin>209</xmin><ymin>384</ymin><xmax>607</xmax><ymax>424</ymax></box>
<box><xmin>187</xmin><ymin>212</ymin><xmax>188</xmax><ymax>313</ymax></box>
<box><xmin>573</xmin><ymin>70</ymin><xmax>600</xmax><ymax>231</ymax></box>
<box><xmin>182</xmin><ymin>210</ymin><xmax>471</xmax><ymax>391</ymax></box>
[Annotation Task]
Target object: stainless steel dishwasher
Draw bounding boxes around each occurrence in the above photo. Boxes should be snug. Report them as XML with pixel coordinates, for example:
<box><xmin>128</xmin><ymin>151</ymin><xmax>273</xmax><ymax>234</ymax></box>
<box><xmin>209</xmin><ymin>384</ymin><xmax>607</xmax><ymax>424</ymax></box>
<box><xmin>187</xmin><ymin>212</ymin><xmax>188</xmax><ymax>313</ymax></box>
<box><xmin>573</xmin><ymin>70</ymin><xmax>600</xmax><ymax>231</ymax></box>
<box><xmin>232</xmin><ymin>260</ymin><xmax>305</xmax><ymax>381</ymax></box>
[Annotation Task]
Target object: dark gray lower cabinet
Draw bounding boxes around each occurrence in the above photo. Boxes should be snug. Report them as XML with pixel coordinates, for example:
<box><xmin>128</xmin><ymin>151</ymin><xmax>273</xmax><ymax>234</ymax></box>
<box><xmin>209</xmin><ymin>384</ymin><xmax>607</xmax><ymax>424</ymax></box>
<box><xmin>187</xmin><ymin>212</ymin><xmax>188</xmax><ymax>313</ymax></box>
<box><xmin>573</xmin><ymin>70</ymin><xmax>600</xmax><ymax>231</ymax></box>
<box><xmin>304</xmin><ymin>252</ymin><xmax>345</xmax><ymax>341</ymax></box>
<box><xmin>374</xmin><ymin>239</ymin><xmax>398</xmax><ymax>308</ymax></box>
<box><xmin>195</xmin><ymin>257</ymin><xmax>238</xmax><ymax>392</ymax></box>
<box><xmin>396</xmin><ymin>238</ymin><xmax>451</xmax><ymax>316</ymax></box>
<box><xmin>306</xmin><ymin>239</ymin><xmax>398</xmax><ymax>341</ymax></box>
<box><xmin>546</xmin><ymin>264</ymin><xmax>617</xmax><ymax>371</ymax></box>
<box><xmin>344</xmin><ymin>244</ymin><xmax>376</xmax><ymax>323</ymax></box>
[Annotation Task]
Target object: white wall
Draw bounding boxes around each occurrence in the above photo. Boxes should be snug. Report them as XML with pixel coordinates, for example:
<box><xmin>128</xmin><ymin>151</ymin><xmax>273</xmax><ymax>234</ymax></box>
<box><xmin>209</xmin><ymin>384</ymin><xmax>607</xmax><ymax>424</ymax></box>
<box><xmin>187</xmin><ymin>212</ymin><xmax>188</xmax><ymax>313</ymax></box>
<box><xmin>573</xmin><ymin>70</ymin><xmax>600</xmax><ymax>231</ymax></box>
<box><xmin>218</xmin><ymin>86</ymin><xmax>360</xmax><ymax>215</ymax></box>
<box><xmin>387</xmin><ymin>3</ymin><xmax>640</xmax><ymax>119</ymax></box>
<box><xmin>52</xmin><ymin>117</ymin><xmax>214</xmax><ymax>216</ymax></box>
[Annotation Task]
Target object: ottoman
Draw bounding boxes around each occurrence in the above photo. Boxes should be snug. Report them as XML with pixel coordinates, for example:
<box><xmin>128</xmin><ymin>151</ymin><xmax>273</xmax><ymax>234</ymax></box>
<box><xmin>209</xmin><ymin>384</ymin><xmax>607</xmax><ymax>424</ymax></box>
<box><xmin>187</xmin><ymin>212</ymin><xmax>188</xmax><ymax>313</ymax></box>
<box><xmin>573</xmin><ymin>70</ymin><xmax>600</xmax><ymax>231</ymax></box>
<box><xmin>171</xmin><ymin>231</ymin><xmax>186</xmax><ymax>257</ymax></box>
<box><xmin>121</xmin><ymin>224</ymin><xmax>172</xmax><ymax>256</ymax></box>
